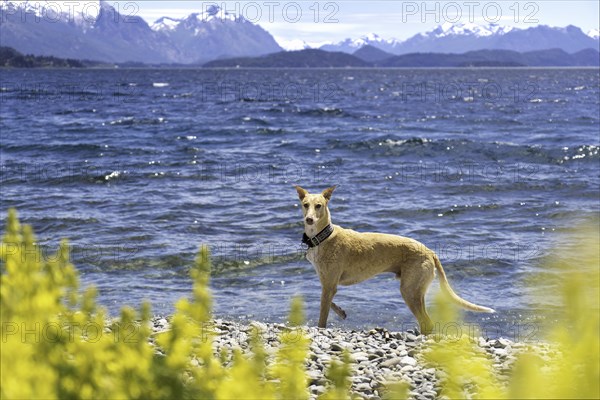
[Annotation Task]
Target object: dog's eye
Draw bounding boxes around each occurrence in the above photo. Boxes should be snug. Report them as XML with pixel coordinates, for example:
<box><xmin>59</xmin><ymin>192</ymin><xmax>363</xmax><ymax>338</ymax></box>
<box><xmin>303</xmin><ymin>203</ymin><xmax>309</xmax><ymax>208</ymax></box>
<box><xmin>315</xmin><ymin>204</ymin><xmax>322</xmax><ymax>209</ymax></box>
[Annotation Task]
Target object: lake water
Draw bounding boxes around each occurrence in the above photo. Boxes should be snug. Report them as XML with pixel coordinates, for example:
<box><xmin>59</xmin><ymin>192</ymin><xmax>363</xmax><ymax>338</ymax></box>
<box><xmin>1</xmin><ymin>68</ymin><xmax>598</xmax><ymax>340</ymax></box>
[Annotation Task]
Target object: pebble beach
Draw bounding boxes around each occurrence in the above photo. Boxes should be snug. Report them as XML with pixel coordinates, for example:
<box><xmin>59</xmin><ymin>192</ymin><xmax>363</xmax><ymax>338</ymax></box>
<box><xmin>150</xmin><ymin>317</ymin><xmax>551</xmax><ymax>400</ymax></box>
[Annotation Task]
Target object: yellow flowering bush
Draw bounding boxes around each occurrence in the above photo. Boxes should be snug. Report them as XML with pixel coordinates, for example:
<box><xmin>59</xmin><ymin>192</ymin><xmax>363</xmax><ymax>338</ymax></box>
<box><xmin>424</xmin><ymin>221</ymin><xmax>599</xmax><ymax>399</ymax></box>
<box><xmin>0</xmin><ymin>209</ymin><xmax>349</xmax><ymax>400</ymax></box>
<box><xmin>1</xmin><ymin>208</ymin><xmax>598</xmax><ymax>399</ymax></box>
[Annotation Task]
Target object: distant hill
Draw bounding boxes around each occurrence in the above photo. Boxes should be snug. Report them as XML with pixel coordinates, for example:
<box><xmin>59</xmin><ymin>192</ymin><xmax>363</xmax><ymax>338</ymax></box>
<box><xmin>0</xmin><ymin>46</ymin><xmax>85</xmax><ymax>68</ymax></box>
<box><xmin>203</xmin><ymin>47</ymin><xmax>599</xmax><ymax>68</ymax></box>
<box><xmin>203</xmin><ymin>49</ymin><xmax>370</xmax><ymax>68</ymax></box>
<box><xmin>3</xmin><ymin>45</ymin><xmax>596</xmax><ymax>69</ymax></box>
<box><xmin>571</xmin><ymin>48</ymin><xmax>600</xmax><ymax>66</ymax></box>
<box><xmin>379</xmin><ymin>48</ymin><xmax>600</xmax><ymax>67</ymax></box>
<box><xmin>379</xmin><ymin>49</ymin><xmax>525</xmax><ymax>67</ymax></box>
<box><xmin>353</xmin><ymin>45</ymin><xmax>394</xmax><ymax>63</ymax></box>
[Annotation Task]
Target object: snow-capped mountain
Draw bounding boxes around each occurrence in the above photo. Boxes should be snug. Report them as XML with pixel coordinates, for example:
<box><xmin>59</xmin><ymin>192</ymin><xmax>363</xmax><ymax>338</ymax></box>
<box><xmin>0</xmin><ymin>0</ymin><xmax>174</xmax><ymax>63</ymax></box>
<box><xmin>279</xmin><ymin>39</ymin><xmax>309</xmax><ymax>51</ymax></box>
<box><xmin>426</xmin><ymin>22</ymin><xmax>513</xmax><ymax>38</ymax></box>
<box><xmin>321</xmin><ymin>23</ymin><xmax>515</xmax><ymax>54</ymax></box>
<box><xmin>149</xmin><ymin>5</ymin><xmax>281</xmax><ymax>63</ymax></box>
<box><xmin>150</xmin><ymin>5</ymin><xmax>241</xmax><ymax>31</ymax></box>
<box><xmin>588</xmin><ymin>29</ymin><xmax>600</xmax><ymax>39</ymax></box>
<box><xmin>320</xmin><ymin>33</ymin><xmax>401</xmax><ymax>54</ymax></box>
<box><xmin>0</xmin><ymin>1</ymin><xmax>282</xmax><ymax>63</ymax></box>
<box><xmin>276</xmin><ymin>39</ymin><xmax>311</xmax><ymax>51</ymax></box>
<box><xmin>391</xmin><ymin>22</ymin><xmax>517</xmax><ymax>54</ymax></box>
<box><xmin>275</xmin><ymin>37</ymin><xmax>334</xmax><ymax>51</ymax></box>
<box><xmin>322</xmin><ymin>23</ymin><xmax>599</xmax><ymax>55</ymax></box>
<box><xmin>151</xmin><ymin>16</ymin><xmax>181</xmax><ymax>32</ymax></box>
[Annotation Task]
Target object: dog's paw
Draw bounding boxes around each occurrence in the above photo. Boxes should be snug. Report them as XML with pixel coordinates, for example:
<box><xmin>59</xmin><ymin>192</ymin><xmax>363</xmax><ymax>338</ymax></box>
<box><xmin>331</xmin><ymin>302</ymin><xmax>347</xmax><ymax>320</ymax></box>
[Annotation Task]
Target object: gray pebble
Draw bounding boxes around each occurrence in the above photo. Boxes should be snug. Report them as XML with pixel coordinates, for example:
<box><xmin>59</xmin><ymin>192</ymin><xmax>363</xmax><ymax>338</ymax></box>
<box><xmin>380</xmin><ymin>357</ymin><xmax>403</xmax><ymax>368</ymax></box>
<box><xmin>400</xmin><ymin>365</ymin><xmax>415</xmax><ymax>374</ymax></box>
<box><xmin>494</xmin><ymin>348</ymin><xmax>509</xmax><ymax>358</ymax></box>
<box><xmin>372</xmin><ymin>349</ymin><xmax>385</xmax><ymax>357</ymax></box>
<box><xmin>356</xmin><ymin>382</ymin><xmax>373</xmax><ymax>393</ymax></box>
<box><xmin>306</xmin><ymin>370</ymin><xmax>321</xmax><ymax>380</ymax></box>
<box><xmin>400</xmin><ymin>356</ymin><xmax>417</xmax><ymax>366</ymax></box>
<box><xmin>352</xmin><ymin>351</ymin><xmax>370</xmax><ymax>362</ymax></box>
<box><xmin>406</xmin><ymin>333</ymin><xmax>419</xmax><ymax>342</ymax></box>
<box><xmin>309</xmin><ymin>385</ymin><xmax>326</xmax><ymax>394</ymax></box>
<box><xmin>330</xmin><ymin>342</ymin><xmax>345</xmax><ymax>351</ymax></box>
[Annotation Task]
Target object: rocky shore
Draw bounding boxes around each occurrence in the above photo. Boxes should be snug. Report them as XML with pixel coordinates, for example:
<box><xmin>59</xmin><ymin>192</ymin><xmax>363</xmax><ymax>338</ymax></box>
<box><xmin>150</xmin><ymin>316</ymin><xmax>549</xmax><ymax>400</ymax></box>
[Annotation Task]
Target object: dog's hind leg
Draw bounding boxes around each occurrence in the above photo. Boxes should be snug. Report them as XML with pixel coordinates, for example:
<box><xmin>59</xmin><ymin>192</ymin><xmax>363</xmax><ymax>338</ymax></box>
<box><xmin>399</xmin><ymin>264</ymin><xmax>435</xmax><ymax>335</ymax></box>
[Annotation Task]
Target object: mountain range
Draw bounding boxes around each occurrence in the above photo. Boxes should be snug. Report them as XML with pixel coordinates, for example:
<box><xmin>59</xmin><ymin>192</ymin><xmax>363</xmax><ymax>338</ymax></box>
<box><xmin>0</xmin><ymin>1</ymin><xmax>598</xmax><ymax>64</ymax></box>
<box><xmin>0</xmin><ymin>1</ymin><xmax>281</xmax><ymax>64</ymax></box>
<box><xmin>321</xmin><ymin>22</ymin><xmax>599</xmax><ymax>55</ymax></box>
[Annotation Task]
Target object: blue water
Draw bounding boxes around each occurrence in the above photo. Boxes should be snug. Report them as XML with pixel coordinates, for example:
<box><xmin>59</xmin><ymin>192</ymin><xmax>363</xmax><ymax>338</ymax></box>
<box><xmin>1</xmin><ymin>68</ymin><xmax>598</xmax><ymax>340</ymax></box>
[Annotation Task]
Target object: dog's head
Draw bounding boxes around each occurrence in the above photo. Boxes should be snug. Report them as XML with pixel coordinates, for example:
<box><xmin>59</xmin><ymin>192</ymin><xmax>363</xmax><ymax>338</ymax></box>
<box><xmin>294</xmin><ymin>185</ymin><xmax>336</xmax><ymax>228</ymax></box>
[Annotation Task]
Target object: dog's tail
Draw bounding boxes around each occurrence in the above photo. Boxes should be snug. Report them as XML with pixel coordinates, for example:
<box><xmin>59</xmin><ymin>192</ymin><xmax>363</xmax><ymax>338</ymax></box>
<box><xmin>434</xmin><ymin>256</ymin><xmax>495</xmax><ymax>313</ymax></box>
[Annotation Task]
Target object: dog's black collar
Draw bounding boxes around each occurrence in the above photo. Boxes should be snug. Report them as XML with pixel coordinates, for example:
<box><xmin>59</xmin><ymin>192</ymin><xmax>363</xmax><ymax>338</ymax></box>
<box><xmin>302</xmin><ymin>224</ymin><xmax>334</xmax><ymax>248</ymax></box>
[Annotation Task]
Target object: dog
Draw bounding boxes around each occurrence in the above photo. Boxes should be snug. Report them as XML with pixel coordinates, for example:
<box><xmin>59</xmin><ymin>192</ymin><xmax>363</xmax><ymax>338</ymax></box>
<box><xmin>295</xmin><ymin>185</ymin><xmax>494</xmax><ymax>334</ymax></box>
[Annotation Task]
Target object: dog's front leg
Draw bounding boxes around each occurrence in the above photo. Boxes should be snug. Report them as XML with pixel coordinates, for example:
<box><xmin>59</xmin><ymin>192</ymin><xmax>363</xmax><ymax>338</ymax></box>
<box><xmin>318</xmin><ymin>285</ymin><xmax>337</xmax><ymax>328</ymax></box>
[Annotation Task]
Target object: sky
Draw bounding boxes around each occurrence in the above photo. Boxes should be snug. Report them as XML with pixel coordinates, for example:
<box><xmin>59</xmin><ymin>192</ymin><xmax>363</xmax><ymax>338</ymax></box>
<box><xmin>13</xmin><ymin>1</ymin><xmax>600</xmax><ymax>48</ymax></box>
<box><xmin>112</xmin><ymin>0</ymin><xmax>599</xmax><ymax>47</ymax></box>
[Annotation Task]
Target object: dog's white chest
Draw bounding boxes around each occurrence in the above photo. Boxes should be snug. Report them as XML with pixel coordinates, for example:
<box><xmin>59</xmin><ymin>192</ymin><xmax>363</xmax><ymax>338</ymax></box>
<box><xmin>306</xmin><ymin>248</ymin><xmax>320</xmax><ymax>271</ymax></box>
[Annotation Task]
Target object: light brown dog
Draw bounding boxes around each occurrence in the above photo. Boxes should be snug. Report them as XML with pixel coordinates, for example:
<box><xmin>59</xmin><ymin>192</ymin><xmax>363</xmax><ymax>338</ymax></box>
<box><xmin>295</xmin><ymin>185</ymin><xmax>494</xmax><ymax>334</ymax></box>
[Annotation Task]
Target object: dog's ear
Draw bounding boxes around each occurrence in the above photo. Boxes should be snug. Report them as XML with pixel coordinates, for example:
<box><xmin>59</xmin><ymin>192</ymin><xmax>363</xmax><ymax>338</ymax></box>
<box><xmin>295</xmin><ymin>185</ymin><xmax>308</xmax><ymax>200</ymax></box>
<box><xmin>322</xmin><ymin>185</ymin><xmax>337</xmax><ymax>201</ymax></box>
